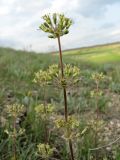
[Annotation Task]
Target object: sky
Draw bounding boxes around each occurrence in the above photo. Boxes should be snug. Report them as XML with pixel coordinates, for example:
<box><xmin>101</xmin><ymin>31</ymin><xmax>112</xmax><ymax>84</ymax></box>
<box><xmin>0</xmin><ymin>0</ymin><xmax>120</xmax><ymax>52</ymax></box>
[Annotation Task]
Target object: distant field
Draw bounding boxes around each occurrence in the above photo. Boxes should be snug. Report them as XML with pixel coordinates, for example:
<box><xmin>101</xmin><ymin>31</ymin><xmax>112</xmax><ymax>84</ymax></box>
<box><xmin>62</xmin><ymin>43</ymin><xmax>120</xmax><ymax>64</ymax></box>
<box><xmin>0</xmin><ymin>42</ymin><xmax>120</xmax><ymax>66</ymax></box>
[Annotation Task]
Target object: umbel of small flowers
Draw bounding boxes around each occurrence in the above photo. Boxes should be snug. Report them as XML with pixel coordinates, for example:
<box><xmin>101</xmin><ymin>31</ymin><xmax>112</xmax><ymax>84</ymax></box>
<box><xmin>33</xmin><ymin>65</ymin><xmax>80</xmax><ymax>91</ymax></box>
<box><xmin>33</xmin><ymin>64</ymin><xmax>80</xmax><ymax>89</ymax></box>
<box><xmin>33</xmin><ymin>70</ymin><xmax>51</xmax><ymax>87</ymax></box>
<box><xmin>55</xmin><ymin>116</ymin><xmax>80</xmax><ymax>140</ymax></box>
<box><xmin>5</xmin><ymin>103</ymin><xmax>25</xmax><ymax>160</ymax></box>
<box><xmin>39</xmin><ymin>13</ymin><xmax>72</xmax><ymax>39</ymax></box>
<box><xmin>88</xmin><ymin>119</ymin><xmax>104</xmax><ymax>134</ymax></box>
<box><xmin>48</xmin><ymin>64</ymin><xmax>80</xmax><ymax>88</ymax></box>
<box><xmin>6</xmin><ymin>103</ymin><xmax>25</xmax><ymax>118</ymax></box>
<box><xmin>91</xmin><ymin>72</ymin><xmax>105</xmax><ymax>88</ymax></box>
<box><xmin>37</xmin><ymin>143</ymin><xmax>55</xmax><ymax>160</ymax></box>
<box><xmin>35</xmin><ymin>103</ymin><xmax>54</xmax><ymax>121</ymax></box>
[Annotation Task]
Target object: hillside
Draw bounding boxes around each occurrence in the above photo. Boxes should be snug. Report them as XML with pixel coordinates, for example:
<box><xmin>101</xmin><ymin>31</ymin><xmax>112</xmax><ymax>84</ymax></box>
<box><xmin>62</xmin><ymin>42</ymin><xmax>120</xmax><ymax>63</ymax></box>
<box><xmin>1</xmin><ymin>42</ymin><xmax>120</xmax><ymax>66</ymax></box>
<box><xmin>0</xmin><ymin>42</ymin><xmax>120</xmax><ymax>99</ymax></box>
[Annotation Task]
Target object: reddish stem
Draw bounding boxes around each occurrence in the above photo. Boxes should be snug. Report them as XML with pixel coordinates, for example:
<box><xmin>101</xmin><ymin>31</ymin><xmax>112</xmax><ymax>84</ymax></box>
<box><xmin>57</xmin><ymin>36</ymin><xmax>74</xmax><ymax>160</ymax></box>
<box><xmin>69</xmin><ymin>139</ymin><xmax>74</xmax><ymax>160</ymax></box>
<box><xmin>57</xmin><ymin>36</ymin><xmax>68</xmax><ymax>122</ymax></box>
<box><xmin>57</xmin><ymin>36</ymin><xmax>64</xmax><ymax>77</ymax></box>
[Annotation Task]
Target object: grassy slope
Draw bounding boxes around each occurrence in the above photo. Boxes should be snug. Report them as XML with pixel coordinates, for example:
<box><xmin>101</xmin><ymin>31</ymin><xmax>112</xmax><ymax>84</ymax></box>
<box><xmin>0</xmin><ymin>43</ymin><xmax>120</xmax><ymax>102</ymax></box>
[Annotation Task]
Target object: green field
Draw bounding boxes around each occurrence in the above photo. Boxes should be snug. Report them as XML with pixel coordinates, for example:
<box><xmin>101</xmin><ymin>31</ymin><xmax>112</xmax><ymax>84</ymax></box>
<box><xmin>1</xmin><ymin>43</ymin><xmax>120</xmax><ymax>72</ymax></box>
<box><xmin>0</xmin><ymin>42</ymin><xmax>120</xmax><ymax>105</ymax></box>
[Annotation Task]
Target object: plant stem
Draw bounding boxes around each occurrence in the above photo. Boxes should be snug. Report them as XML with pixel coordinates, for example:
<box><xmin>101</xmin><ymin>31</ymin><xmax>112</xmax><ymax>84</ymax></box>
<box><xmin>13</xmin><ymin>116</ymin><xmax>17</xmax><ymax>160</ymax></box>
<box><xmin>57</xmin><ymin>36</ymin><xmax>68</xmax><ymax>122</ymax></box>
<box><xmin>57</xmin><ymin>36</ymin><xmax>74</xmax><ymax>160</ymax></box>
<box><xmin>57</xmin><ymin>36</ymin><xmax>64</xmax><ymax>77</ymax></box>
<box><xmin>94</xmin><ymin>82</ymin><xmax>99</xmax><ymax>160</ymax></box>
<box><xmin>69</xmin><ymin>139</ymin><xmax>74</xmax><ymax>160</ymax></box>
<box><xmin>43</xmin><ymin>87</ymin><xmax>48</xmax><ymax>144</ymax></box>
<box><xmin>63</xmin><ymin>88</ymin><xmax>68</xmax><ymax>122</ymax></box>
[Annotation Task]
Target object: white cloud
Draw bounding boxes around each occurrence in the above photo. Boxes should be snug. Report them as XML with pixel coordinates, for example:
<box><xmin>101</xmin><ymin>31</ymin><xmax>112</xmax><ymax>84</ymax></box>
<box><xmin>50</xmin><ymin>0</ymin><xmax>79</xmax><ymax>12</ymax></box>
<box><xmin>0</xmin><ymin>6</ymin><xmax>9</xmax><ymax>16</ymax></box>
<box><xmin>111</xmin><ymin>30</ymin><xmax>120</xmax><ymax>36</ymax></box>
<box><xmin>0</xmin><ymin>0</ymin><xmax>120</xmax><ymax>52</ymax></box>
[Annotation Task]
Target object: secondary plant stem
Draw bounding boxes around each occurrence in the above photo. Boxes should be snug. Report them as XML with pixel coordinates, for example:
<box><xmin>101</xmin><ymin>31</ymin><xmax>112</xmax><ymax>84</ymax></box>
<box><xmin>13</xmin><ymin>116</ymin><xmax>17</xmax><ymax>160</ymax></box>
<box><xmin>43</xmin><ymin>87</ymin><xmax>48</xmax><ymax>144</ymax></box>
<box><xmin>94</xmin><ymin>82</ymin><xmax>99</xmax><ymax>160</ymax></box>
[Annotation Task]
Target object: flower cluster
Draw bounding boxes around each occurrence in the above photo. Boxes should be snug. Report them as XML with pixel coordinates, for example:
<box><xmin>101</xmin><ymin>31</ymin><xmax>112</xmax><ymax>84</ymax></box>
<box><xmin>48</xmin><ymin>64</ymin><xmax>80</xmax><ymax>77</ymax></box>
<box><xmin>90</xmin><ymin>90</ymin><xmax>103</xmax><ymax>98</ymax></box>
<box><xmin>39</xmin><ymin>13</ymin><xmax>72</xmax><ymax>38</ymax></box>
<box><xmin>37</xmin><ymin>143</ymin><xmax>54</xmax><ymax>159</ymax></box>
<box><xmin>48</xmin><ymin>64</ymin><xmax>59</xmax><ymax>77</ymax></box>
<box><xmin>4</xmin><ymin>128</ymin><xmax>25</xmax><ymax>138</ymax></box>
<box><xmin>48</xmin><ymin>64</ymin><xmax>80</xmax><ymax>88</ymax></box>
<box><xmin>33</xmin><ymin>70</ymin><xmax>51</xmax><ymax>86</ymax></box>
<box><xmin>6</xmin><ymin>103</ymin><xmax>25</xmax><ymax>118</ymax></box>
<box><xmin>33</xmin><ymin>64</ymin><xmax>80</xmax><ymax>88</ymax></box>
<box><xmin>35</xmin><ymin>104</ymin><xmax>54</xmax><ymax>120</ymax></box>
<box><xmin>88</xmin><ymin>119</ymin><xmax>104</xmax><ymax>133</ymax></box>
<box><xmin>91</xmin><ymin>72</ymin><xmax>105</xmax><ymax>84</ymax></box>
<box><xmin>55</xmin><ymin>116</ymin><xmax>79</xmax><ymax>140</ymax></box>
